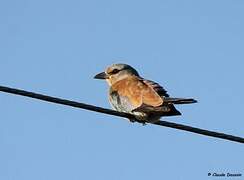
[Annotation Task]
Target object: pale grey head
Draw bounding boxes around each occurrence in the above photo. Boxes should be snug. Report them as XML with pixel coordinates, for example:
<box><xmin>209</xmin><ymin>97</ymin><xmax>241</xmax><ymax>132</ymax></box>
<box><xmin>94</xmin><ymin>63</ymin><xmax>140</xmax><ymax>85</ymax></box>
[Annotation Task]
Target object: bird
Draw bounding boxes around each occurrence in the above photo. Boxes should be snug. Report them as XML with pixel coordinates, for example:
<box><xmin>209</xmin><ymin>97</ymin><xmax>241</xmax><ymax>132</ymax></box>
<box><xmin>94</xmin><ymin>63</ymin><xmax>197</xmax><ymax>123</ymax></box>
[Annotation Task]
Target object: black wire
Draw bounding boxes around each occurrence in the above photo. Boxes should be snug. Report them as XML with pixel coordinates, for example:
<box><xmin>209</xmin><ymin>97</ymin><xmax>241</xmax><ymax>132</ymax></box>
<box><xmin>0</xmin><ymin>85</ymin><xmax>243</xmax><ymax>144</ymax></box>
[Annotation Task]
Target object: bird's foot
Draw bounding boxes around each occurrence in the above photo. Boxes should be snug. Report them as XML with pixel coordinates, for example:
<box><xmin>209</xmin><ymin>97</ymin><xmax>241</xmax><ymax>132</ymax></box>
<box><xmin>128</xmin><ymin>118</ymin><xmax>147</xmax><ymax>126</ymax></box>
<box><xmin>128</xmin><ymin>118</ymin><xmax>136</xmax><ymax>123</ymax></box>
<box><xmin>141</xmin><ymin>121</ymin><xmax>147</xmax><ymax>126</ymax></box>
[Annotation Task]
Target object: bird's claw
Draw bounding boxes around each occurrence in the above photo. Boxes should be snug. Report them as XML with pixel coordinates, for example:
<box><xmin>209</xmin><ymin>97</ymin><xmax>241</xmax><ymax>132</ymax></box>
<box><xmin>141</xmin><ymin>121</ymin><xmax>147</xmax><ymax>126</ymax></box>
<box><xmin>128</xmin><ymin>118</ymin><xmax>136</xmax><ymax>123</ymax></box>
<box><xmin>128</xmin><ymin>118</ymin><xmax>147</xmax><ymax>126</ymax></box>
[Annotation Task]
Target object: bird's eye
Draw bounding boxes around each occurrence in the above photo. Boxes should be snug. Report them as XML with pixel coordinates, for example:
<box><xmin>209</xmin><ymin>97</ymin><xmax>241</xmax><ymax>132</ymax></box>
<box><xmin>110</xmin><ymin>69</ymin><xmax>120</xmax><ymax>74</ymax></box>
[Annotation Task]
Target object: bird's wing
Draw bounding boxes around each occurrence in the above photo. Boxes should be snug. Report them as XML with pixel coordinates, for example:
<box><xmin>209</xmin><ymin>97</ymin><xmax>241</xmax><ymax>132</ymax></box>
<box><xmin>133</xmin><ymin>78</ymin><xmax>182</xmax><ymax>116</ymax></box>
<box><xmin>111</xmin><ymin>76</ymin><xmax>164</xmax><ymax>110</ymax></box>
<box><xmin>111</xmin><ymin>76</ymin><xmax>182</xmax><ymax>116</ymax></box>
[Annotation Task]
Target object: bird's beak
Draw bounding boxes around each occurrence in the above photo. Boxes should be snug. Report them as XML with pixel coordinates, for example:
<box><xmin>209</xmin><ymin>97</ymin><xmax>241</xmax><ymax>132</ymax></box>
<box><xmin>94</xmin><ymin>72</ymin><xmax>109</xmax><ymax>80</ymax></box>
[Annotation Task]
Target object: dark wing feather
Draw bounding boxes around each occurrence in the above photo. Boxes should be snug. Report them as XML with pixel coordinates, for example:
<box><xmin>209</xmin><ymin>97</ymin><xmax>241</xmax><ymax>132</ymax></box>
<box><xmin>141</xmin><ymin>78</ymin><xmax>169</xmax><ymax>97</ymax></box>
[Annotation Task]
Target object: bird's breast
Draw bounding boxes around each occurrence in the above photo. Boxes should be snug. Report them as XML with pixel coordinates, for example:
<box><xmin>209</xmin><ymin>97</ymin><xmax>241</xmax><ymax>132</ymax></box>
<box><xmin>109</xmin><ymin>89</ymin><xmax>135</xmax><ymax>113</ymax></box>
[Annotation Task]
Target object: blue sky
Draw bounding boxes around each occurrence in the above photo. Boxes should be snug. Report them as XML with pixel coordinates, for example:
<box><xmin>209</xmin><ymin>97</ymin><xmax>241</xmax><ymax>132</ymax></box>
<box><xmin>0</xmin><ymin>0</ymin><xmax>244</xmax><ymax>179</ymax></box>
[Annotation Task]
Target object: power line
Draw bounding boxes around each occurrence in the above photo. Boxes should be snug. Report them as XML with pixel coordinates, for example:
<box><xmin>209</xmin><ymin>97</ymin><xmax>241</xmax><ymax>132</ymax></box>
<box><xmin>0</xmin><ymin>85</ymin><xmax>243</xmax><ymax>144</ymax></box>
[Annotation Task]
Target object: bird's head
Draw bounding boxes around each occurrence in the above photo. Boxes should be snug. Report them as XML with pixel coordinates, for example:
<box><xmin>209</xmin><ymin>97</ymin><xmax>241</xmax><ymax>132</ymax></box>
<box><xmin>94</xmin><ymin>63</ymin><xmax>139</xmax><ymax>86</ymax></box>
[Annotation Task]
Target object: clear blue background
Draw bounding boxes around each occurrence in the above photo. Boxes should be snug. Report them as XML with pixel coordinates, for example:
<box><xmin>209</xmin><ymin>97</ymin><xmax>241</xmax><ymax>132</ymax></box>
<box><xmin>0</xmin><ymin>0</ymin><xmax>243</xmax><ymax>179</ymax></box>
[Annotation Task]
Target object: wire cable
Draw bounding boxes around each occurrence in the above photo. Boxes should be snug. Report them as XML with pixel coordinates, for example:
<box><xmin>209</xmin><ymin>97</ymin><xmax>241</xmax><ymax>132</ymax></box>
<box><xmin>0</xmin><ymin>85</ymin><xmax>243</xmax><ymax>144</ymax></box>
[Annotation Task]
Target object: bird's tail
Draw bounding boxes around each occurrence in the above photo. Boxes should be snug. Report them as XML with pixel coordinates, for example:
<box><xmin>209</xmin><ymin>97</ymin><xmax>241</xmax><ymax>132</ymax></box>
<box><xmin>164</xmin><ymin>97</ymin><xmax>197</xmax><ymax>104</ymax></box>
